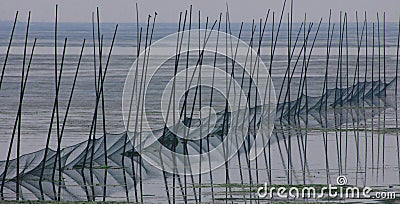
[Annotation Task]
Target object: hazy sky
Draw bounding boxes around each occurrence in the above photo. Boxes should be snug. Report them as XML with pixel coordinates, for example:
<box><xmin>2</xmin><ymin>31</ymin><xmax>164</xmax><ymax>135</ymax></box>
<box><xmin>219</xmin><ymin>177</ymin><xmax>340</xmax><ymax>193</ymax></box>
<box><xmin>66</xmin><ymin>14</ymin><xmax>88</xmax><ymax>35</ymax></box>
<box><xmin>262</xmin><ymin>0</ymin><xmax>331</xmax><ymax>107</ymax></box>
<box><xmin>0</xmin><ymin>0</ymin><xmax>400</xmax><ymax>23</ymax></box>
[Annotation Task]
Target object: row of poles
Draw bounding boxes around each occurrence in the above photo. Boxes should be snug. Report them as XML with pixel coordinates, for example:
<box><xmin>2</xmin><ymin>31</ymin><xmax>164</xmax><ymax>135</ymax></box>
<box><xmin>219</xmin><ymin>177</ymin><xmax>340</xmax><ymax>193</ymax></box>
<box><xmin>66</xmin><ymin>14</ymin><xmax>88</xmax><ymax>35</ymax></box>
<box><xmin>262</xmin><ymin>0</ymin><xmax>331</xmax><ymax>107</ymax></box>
<box><xmin>0</xmin><ymin>0</ymin><xmax>399</xmax><ymax>202</ymax></box>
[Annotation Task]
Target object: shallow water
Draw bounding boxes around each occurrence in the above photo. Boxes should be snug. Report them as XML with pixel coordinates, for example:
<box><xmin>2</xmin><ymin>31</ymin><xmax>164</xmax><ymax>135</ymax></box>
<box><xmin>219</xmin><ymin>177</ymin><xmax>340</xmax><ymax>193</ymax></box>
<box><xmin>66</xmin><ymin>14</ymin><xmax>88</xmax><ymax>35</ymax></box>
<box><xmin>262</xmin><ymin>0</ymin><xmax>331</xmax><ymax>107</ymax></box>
<box><xmin>0</xmin><ymin>22</ymin><xmax>399</xmax><ymax>202</ymax></box>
